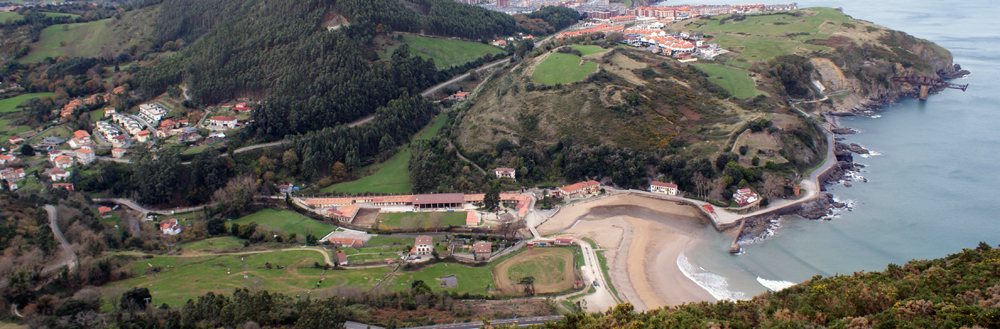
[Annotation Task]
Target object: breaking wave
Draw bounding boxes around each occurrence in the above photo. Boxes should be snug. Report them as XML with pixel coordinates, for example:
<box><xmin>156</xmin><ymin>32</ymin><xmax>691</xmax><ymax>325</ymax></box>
<box><xmin>756</xmin><ymin>277</ymin><xmax>797</xmax><ymax>292</ymax></box>
<box><xmin>677</xmin><ymin>252</ymin><xmax>749</xmax><ymax>301</ymax></box>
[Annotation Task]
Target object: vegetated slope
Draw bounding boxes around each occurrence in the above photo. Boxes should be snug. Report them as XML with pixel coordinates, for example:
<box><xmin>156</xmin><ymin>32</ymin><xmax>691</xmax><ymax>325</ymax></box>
<box><xmin>20</xmin><ymin>8</ymin><xmax>158</xmax><ymax>62</ymax></box>
<box><xmin>537</xmin><ymin>243</ymin><xmax>1000</xmax><ymax>328</ymax></box>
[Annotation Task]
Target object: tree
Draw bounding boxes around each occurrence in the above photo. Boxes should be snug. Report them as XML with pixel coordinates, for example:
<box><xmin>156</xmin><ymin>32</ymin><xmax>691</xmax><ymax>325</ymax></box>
<box><xmin>330</xmin><ymin>162</ymin><xmax>349</xmax><ymax>183</ymax></box>
<box><xmin>692</xmin><ymin>172</ymin><xmax>709</xmax><ymax>198</ymax></box>
<box><xmin>762</xmin><ymin>172</ymin><xmax>786</xmax><ymax>200</ymax></box>
<box><xmin>207</xmin><ymin>218</ymin><xmax>227</xmax><ymax>236</ymax></box>
<box><xmin>120</xmin><ymin>287</ymin><xmax>152</xmax><ymax>311</ymax></box>
<box><xmin>518</xmin><ymin>276</ymin><xmax>535</xmax><ymax>296</ymax></box>
<box><xmin>483</xmin><ymin>182</ymin><xmax>501</xmax><ymax>211</ymax></box>
<box><xmin>19</xmin><ymin>144</ymin><xmax>34</xmax><ymax>156</ymax></box>
<box><xmin>411</xmin><ymin>280</ymin><xmax>432</xmax><ymax>295</ymax></box>
<box><xmin>282</xmin><ymin>150</ymin><xmax>298</xmax><ymax>174</ymax></box>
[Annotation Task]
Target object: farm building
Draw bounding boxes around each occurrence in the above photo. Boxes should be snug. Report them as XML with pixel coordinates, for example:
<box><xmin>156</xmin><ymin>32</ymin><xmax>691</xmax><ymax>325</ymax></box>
<box><xmin>337</xmin><ymin>250</ymin><xmax>348</xmax><ymax>266</ymax></box>
<box><xmin>473</xmin><ymin>242</ymin><xmax>492</xmax><ymax>261</ymax></box>
<box><xmin>327</xmin><ymin>204</ymin><xmax>359</xmax><ymax>222</ymax></box>
<box><xmin>466</xmin><ymin>212</ymin><xmax>480</xmax><ymax>227</ymax></box>
<box><xmin>328</xmin><ymin>238</ymin><xmax>362</xmax><ymax>248</ymax></box>
<box><xmin>412</xmin><ymin>193</ymin><xmax>464</xmax><ymax>209</ymax></box>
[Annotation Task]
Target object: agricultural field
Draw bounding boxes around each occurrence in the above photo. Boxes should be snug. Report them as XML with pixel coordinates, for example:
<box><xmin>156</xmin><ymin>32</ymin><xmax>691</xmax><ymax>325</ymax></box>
<box><xmin>104</xmin><ymin>250</ymin><xmax>390</xmax><ymax>307</ymax></box>
<box><xmin>693</xmin><ymin>63</ymin><xmax>767</xmax><ymax>98</ymax></box>
<box><xmin>322</xmin><ymin>114</ymin><xmax>447</xmax><ymax>194</ymax></box>
<box><xmin>231</xmin><ymin>209</ymin><xmax>338</xmax><ymax>238</ymax></box>
<box><xmin>532</xmin><ymin>53</ymin><xmax>598</xmax><ymax>85</ymax></box>
<box><xmin>181</xmin><ymin>236</ymin><xmax>245</xmax><ymax>252</ymax></box>
<box><xmin>0</xmin><ymin>92</ymin><xmax>54</xmax><ymax>113</ymax></box>
<box><xmin>570</xmin><ymin>45</ymin><xmax>609</xmax><ymax>57</ymax></box>
<box><xmin>376</xmin><ymin>212</ymin><xmax>466</xmax><ymax>230</ymax></box>
<box><xmin>20</xmin><ymin>7</ymin><xmax>157</xmax><ymax>62</ymax></box>
<box><xmin>383</xmin><ymin>34</ymin><xmax>505</xmax><ymax>69</ymax></box>
<box><xmin>0</xmin><ymin>12</ymin><xmax>23</xmax><ymax>22</ymax></box>
<box><xmin>392</xmin><ymin>263</ymin><xmax>494</xmax><ymax>295</ymax></box>
<box><xmin>493</xmin><ymin>247</ymin><xmax>576</xmax><ymax>295</ymax></box>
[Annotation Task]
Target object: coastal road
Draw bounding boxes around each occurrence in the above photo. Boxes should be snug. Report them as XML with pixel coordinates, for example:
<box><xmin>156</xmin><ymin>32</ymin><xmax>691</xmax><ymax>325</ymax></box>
<box><xmin>41</xmin><ymin>205</ymin><xmax>77</xmax><ymax>274</ymax></box>
<box><xmin>401</xmin><ymin>315</ymin><xmax>564</xmax><ymax>329</ymax></box>
<box><xmin>574</xmin><ymin>239</ymin><xmax>618</xmax><ymax>312</ymax></box>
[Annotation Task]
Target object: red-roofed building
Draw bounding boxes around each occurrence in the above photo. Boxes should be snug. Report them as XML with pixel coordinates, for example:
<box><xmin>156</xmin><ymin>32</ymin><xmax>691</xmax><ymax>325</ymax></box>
<box><xmin>337</xmin><ymin>250</ymin><xmax>348</xmax><ymax>265</ymax></box>
<box><xmin>558</xmin><ymin>180</ymin><xmax>601</xmax><ymax>198</ymax></box>
<box><xmin>411</xmin><ymin>236</ymin><xmax>433</xmax><ymax>256</ymax></box>
<box><xmin>209</xmin><ymin>116</ymin><xmax>237</xmax><ymax>129</ymax></box>
<box><xmin>733</xmin><ymin>188</ymin><xmax>759</xmax><ymax>206</ymax></box>
<box><xmin>328</xmin><ymin>238</ymin><xmax>362</xmax><ymax>248</ymax></box>
<box><xmin>466</xmin><ymin>212</ymin><xmax>479</xmax><ymax>227</ymax></box>
<box><xmin>327</xmin><ymin>204</ymin><xmax>359</xmax><ymax>222</ymax></box>
<box><xmin>650</xmin><ymin>181</ymin><xmax>678</xmax><ymax>195</ymax></box>
<box><xmin>8</xmin><ymin>136</ymin><xmax>24</xmax><ymax>144</ymax></box>
<box><xmin>473</xmin><ymin>242</ymin><xmax>491</xmax><ymax>260</ymax></box>
<box><xmin>76</xmin><ymin>149</ymin><xmax>95</xmax><ymax>165</ymax></box>
<box><xmin>53</xmin><ymin>155</ymin><xmax>74</xmax><ymax>169</ymax></box>
<box><xmin>135</xmin><ymin>130</ymin><xmax>150</xmax><ymax>143</ymax></box>
<box><xmin>98</xmin><ymin>206</ymin><xmax>112</xmax><ymax>217</ymax></box>
<box><xmin>52</xmin><ymin>183</ymin><xmax>74</xmax><ymax>191</ymax></box>
<box><xmin>160</xmin><ymin>119</ymin><xmax>177</xmax><ymax>129</ymax></box>
<box><xmin>447</xmin><ymin>91</ymin><xmax>471</xmax><ymax>101</ymax></box>
<box><xmin>0</xmin><ymin>155</ymin><xmax>17</xmax><ymax>165</ymax></box>
<box><xmin>160</xmin><ymin>218</ymin><xmax>181</xmax><ymax>235</ymax></box>
<box><xmin>493</xmin><ymin>167</ymin><xmax>516</xmax><ymax>181</ymax></box>
<box><xmin>555</xmin><ymin>238</ymin><xmax>573</xmax><ymax>245</ymax></box>
<box><xmin>112</xmin><ymin>148</ymin><xmax>127</xmax><ymax>158</ymax></box>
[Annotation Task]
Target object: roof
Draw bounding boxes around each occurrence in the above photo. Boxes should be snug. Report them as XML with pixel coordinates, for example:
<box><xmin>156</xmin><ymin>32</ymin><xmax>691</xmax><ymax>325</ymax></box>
<box><xmin>335</xmin><ymin>204</ymin><xmax>359</xmax><ymax>218</ymax></box>
<box><xmin>493</xmin><ymin>167</ymin><xmax>515</xmax><ymax>173</ymax></box>
<box><xmin>337</xmin><ymin>250</ymin><xmax>347</xmax><ymax>263</ymax></box>
<box><xmin>73</xmin><ymin>130</ymin><xmax>90</xmax><ymax>139</ymax></box>
<box><xmin>211</xmin><ymin>116</ymin><xmax>237</xmax><ymax>121</ymax></box>
<box><xmin>98</xmin><ymin>206</ymin><xmax>112</xmax><ymax>213</ymax></box>
<box><xmin>328</xmin><ymin>238</ymin><xmax>360</xmax><ymax>247</ymax></box>
<box><xmin>54</xmin><ymin>155</ymin><xmax>72</xmax><ymax>164</ymax></box>
<box><xmin>466</xmin><ymin>212</ymin><xmax>479</xmax><ymax>224</ymax></box>
<box><xmin>555</xmin><ymin>238</ymin><xmax>573</xmax><ymax>243</ymax></box>
<box><xmin>77</xmin><ymin>149</ymin><xmax>93</xmax><ymax>154</ymax></box>
<box><xmin>136</xmin><ymin>130</ymin><xmax>150</xmax><ymax>136</ymax></box>
<box><xmin>473</xmin><ymin>242</ymin><xmax>491</xmax><ymax>253</ymax></box>
<box><xmin>412</xmin><ymin>193</ymin><xmax>464</xmax><ymax>205</ymax></box>
<box><xmin>112</xmin><ymin>148</ymin><xmax>126</xmax><ymax>153</ymax></box>
<box><xmin>651</xmin><ymin>181</ymin><xmax>677</xmax><ymax>188</ymax></box>
<box><xmin>560</xmin><ymin>180</ymin><xmax>600</xmax><ymax>192</ymax></box>
<box><xmin>415</xmin><ymin>235</ymin><xmax>433</xmax><ymax>246</ymax></box>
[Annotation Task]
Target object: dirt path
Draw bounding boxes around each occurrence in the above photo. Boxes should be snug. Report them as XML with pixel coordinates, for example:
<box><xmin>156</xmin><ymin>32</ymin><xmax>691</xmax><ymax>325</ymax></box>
<box><xmin>41</xmin><ymin>205</ymin><xmax>77</xmax><ymax>274</ymax></box>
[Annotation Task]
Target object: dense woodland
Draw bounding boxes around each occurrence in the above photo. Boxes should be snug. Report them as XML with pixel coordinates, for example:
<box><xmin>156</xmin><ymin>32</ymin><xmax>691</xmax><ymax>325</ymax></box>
<box><xmin>513</xmin><ymin>6</ymin><xmax>581</xmax><ymax>36</ymax></box>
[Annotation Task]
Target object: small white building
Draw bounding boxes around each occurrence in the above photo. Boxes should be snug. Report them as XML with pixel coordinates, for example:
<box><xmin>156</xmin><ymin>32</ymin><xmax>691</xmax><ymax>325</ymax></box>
<box><xmin>138</xmin><ymin>103</ymin><xmax>169</xmax><ymax>124</ymax></box>
<box><xmin>493</xmin><ymin>167</ymin><xmax>516</xmax><ymax>181</ymax></box>
<box><xmin>650</xmin><ymin>181</ymin><xmax>678</xmax><ymax>196</ymax></box>
<box><xmin>209</xmin><ymin>116</ymin><xmax>238</xmax><ymax>129</ymax></box>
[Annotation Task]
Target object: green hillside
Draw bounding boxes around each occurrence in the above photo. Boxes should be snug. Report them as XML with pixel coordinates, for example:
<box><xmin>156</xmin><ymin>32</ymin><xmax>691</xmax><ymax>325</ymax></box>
<box><xmin>382</xmin><ymin>34</ymin><xmax>505</xmax><ymax>69</ymax></box>
<box><xmin>20</xmin><ymin>8</ymin><xmax>158</xmax><ymax>62</ymax></box>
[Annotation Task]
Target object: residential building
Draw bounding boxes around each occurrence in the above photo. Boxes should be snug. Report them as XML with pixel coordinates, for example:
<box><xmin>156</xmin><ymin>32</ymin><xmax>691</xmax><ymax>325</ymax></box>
<box><xmin>75</xmin><ymin>149</ymin><xmax>95</xmax><ymax>165</ymax></box>
<box><xmin>103</xmin><ymin>107</ymin><xmax>116</xmax><ymax>117</ymax></box>
<box><xmin>160</xmin><ymin>119</ymin><xmax>178</xmax><ymax>129</ymax></box>
<box><xmin>0</xmin><ymin>155</ymin><xmax>17</xmax><ymax>165</ymax></box>
<box><xmin>112</xmin><ymin>86</ymin><xmax>126</xmax><ymax>94</ymax></box>
<box><xmin>278</xmin><ymin>184</ymin><xmax>293</xmax><ymax>194</ymax></box>
<box><xmin>466</xmin><ymin>212</ymin><xmax>480</xmax><ymax>227</ymax></box>
<box><xmin>209</xmin><ymin>116</ymin><xmax>238</xmax><ymax>129</ymax></box>
<box><xmin>53</xmin><ymin>155</ymin><xmax>74</xmax><ymax>169</ymax></box>
<box><xmin>98</xmin><ymin>206</ymin><xmax>112</xmax><ymax>218</ymax></box>
<box><xmin>447</xmin><ymin>91</ymin><xmax>471</xmax><ymax>101</ymax></box>
<box><xmin>135</xmin><ymin>130</ymin><xmax>150</xmax><ymax>143</ymax></box>
<box><xmin>493</xmin><ymin>167</ymin><xmax>516</xmax><ymax>181</ymax></box>
<box><xmin>111</xmin><ymin>135</ymin><xmax>127</xmax><ymax>147</ymax></box>
<box><xmin>733</xmin><ymin>188</ymin><xmax>760</xmax><ymax>206</ymax></box>
<box><xmin>411</xmin><ymin>236</ymin><xmax>433</xmax><ymax>256</ymax></box>
<box><xmin>555</xmin><ymin>238</ymin><xmax>573</xmax><ymax>245</ymax></box>
<box><xmin>327</xmin><ymin>204</ymin><xmax>359</xmax><ymax>222</ymax></box>
<box><xmin>234</xmin><ymin>102</ymin><xmax>253</xmax><ymax>112</ymax></box>
<box><xmin>112</xmin><ymin>148</ymin><xmax>127</xmax><ymax>158</ymax></box>
<box><xmin>138</xmin><ymin>103</ymin><xmax>169</xmax><ymax>124</ymax></box>
<box><xmin>52</xmin><ymin>183</ymin><xmax>74</xmax><ymax>191</ymax></box>
<box><xmin>44</xmin><ymin>168</ymin><xmax>71</xmax><ymax>181</ymax></box>
<box><xmin>8</xmin><ymin>136</ymin><xmax>24</xmax><ymax>144</ymax></box>
<box><xmin>337</xmin><ymin>250</ymin><xmax>348</xmax><ymax>266</ymax></box>
<box><xmin>68</xmin><ymin>130</ymin><xmax>92</xmax><ymax>148</ymax></box>
<box><xmin>650</xmin><ymin>181</ymin><xmax>678</xmax><ymax>196</ymax></box>
<box><xmin>0</xmin><ymin>168</ymin><xmax>25</xmax><ymax>182</ymax></box>
<box><xmin>491</xmin><ymin>39</ymin><xmax>507</xmax><ymax>47</ymax></box>
<box><xmin>558</xmin><ymin>180</ymin><xmax>600</xmax><ymax>198</ymax></box>
<box><xmin>473</xmin><ymin>242</ymin><xmax>491</xmax><ymax>261</ymax></box>
<box><xmin>160</xmin><ymin>218</ymin><xmax>181</xmax><ymax>235</ymax></box>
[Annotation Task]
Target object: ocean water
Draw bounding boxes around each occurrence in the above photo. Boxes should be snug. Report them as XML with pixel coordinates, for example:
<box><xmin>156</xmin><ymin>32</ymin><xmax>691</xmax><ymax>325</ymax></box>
<box><xmin>673</xmin><ymin>0</ymin><xmax>1000</xmax><ymax>299</ymax></box>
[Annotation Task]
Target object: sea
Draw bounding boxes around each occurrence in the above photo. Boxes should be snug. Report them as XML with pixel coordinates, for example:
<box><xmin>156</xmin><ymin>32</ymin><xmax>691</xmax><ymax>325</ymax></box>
<box><xmin>666</xmin><ymin>0</ymin><xmax>1000</xmax><ymax>299</ymax></box>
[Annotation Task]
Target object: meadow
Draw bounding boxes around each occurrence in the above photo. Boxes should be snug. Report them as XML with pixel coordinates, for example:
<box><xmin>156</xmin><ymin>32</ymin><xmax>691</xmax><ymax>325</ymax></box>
<box><xmin>532</xmin><ymin>53</ymin><xmax>598</xmax><ymax>85</ymax></box>
<box><xmin>376</xmin><ymin>212</ymin><xmax>466</xmax><ymax>230</ymax></box>
<box><xmin>21</xmin><ymin>7</ymin><xmax>156</xmax><ymax>62</ymax></box>
<box><xmin>388</xmin><ymin>35</ymin><xmax>505</xmax><ymax>69</ymax></box>
<box><xmin>0</xmin><ymin>93</ymin><xmax>54</xmax><ymax>113</ymax></box>
<box><xmin>231</xmin><ymin>209</ymin><xmax>338</xmax><ymax>238</ymax></box>
<box><xmin>570</xmin><ymin>45</ymin><xmax>609</xmax><ymax>56</ymax></box>
<box><xmin>693</xmin><ymin>63</ymin><xmax>767</xmax><ymax>98</ymax></box>
<box><xmin>392</xmin><ymin>263</ymin><xmax>494</xmax><ymax>295</ymax></box>
<box><xmin>493</xmin><ymin>247</ymin><xmax>576</xmax><ymax>294</ymax></box>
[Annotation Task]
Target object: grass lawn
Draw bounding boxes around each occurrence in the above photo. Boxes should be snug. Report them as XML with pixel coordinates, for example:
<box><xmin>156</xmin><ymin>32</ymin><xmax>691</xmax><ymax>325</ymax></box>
<box><xmin>182</xmin><ymin>236</ymin><xmax>245</xmax><ymax>251</ymax></box>
<box><xmin>0</xmin><ymin>12</ymin><xmax>23</xmax><ymax>22</ymax></box>
<box><xmin>231</xmin><ymin>209</ymin><xmax>338</xmax><ymax>238</ymax></box>
<box><xmin>393</xmin><ymin>263</ymin><xmax>494</xmax><ymax>295</ymax></box>
<box><xmin>694</xmin><ymin>63</ymin><xmax>767</xmax><ymax>99</ymax></box>
<box><xmin>89</xmin><ymin>108</ymin><xmax>106</xmax><ymax>122</ymax></box>
<box><xmin>570</xmin><ymin>45</ymin><xmax>609</xmax><ymax>56</ymax></box>
<box><xmin>104</xmin><ymin>250</ymin><xmax>390</xmax><ymax>307</ymax></box>
<box><xmin>321</xmin><ymin>114</ymin><xmax>447</xmax><ymax>194</ymax></box>
<box><xmin>366</xmin><ymin>236</ymin><xmax>416</xmax><ymax>247</ymax></box>
<box><xmin>21</xmin><ymin>9</ymin><xmax>155</xmax><ymax>62</ymax></box>
<box><xmin>390</xmin><ymin>35</ymin><xmax>505</xmax><ymax>69</ymax></box>
<box><xmin>0</xmin><ymin>121</ymin><xmax>32</xmax><ymax>141</ymax></box>
<box><xmin>532</xmin><ymin>53</ymin><xmax>598</xmax><ymax>85</ymax></box>
<box><xmin>711</xmin><ymin>34</ymin><xmax>829</xmax><ymax>67</ymax></box>
<box><xmin>376</xmin><ymin>212</ymin><xmax>466</xmax><ymax>230</ymax></box>
<box><xmin>0</xmin><ymin>93</ymin><xmax>55</xmax><ymax>113</ymax></box>
<box><xmin>183</xmin><ymin>144</ymin><xmax>216</xmax><ymax>155</ymax></box>
<box><xmin>502</xmin><ymin>247</ymin><xmax>573</xmax><ymax>289</ymax></box>
<box><xmin>27</xmin><ymin>125</ymin><xmax>72</xmax><ymax>142</ymax></box>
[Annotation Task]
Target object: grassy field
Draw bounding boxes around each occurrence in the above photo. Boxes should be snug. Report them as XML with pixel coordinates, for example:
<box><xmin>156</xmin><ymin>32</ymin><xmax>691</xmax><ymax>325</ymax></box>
<box><xmin>0</xmin><ymin>12</ymin><xmax>23</xmax><ymax>22</ymax></box>
<box><xmin>231</xmin><ymin>209</ymin><xmax>338</xmax><ymax>238</ymax></box>
<box><xmin>376</xmin><ymin>212</ymin><xmax>466</xmax><ymax>230</ymax></box>
<box><xmin>571</xmin><ymin>45</ymin><xmax>608</xmax><ymax>56</ymax></box>
<box><xmin>693</xmin><ymin>63</ymin><xmax>767</xmax><ymax>98</ymax></box>
<box><xmin>711</xmin><ymin>34</ymin><xmax>829</xmax><ymax>68</ymax></box>
<box><xmin>21</xmin><ymin>8</ymin><xmax>156</xmax><ymax>62</ymax></box>
<box><xmin>532</xmin><ymin>53</ymin><xmax>598</xmax><ymax>85</ymax></box>
<box><xmin>0</xmin><ymin>92</ymin><xmax>54</xmax><ymax>113</ymax></box>
<box><xmin>392</xmin><ymin>263</ymin><xmax>494</xmax><ymax>295</ymax></box>
<box><xmin>366</xmin><ymin>236</ymin><xmax>416</xmax><ymax>247</ymax></box>
<box><xmin>322</xmin><ymin>114</ymin><xmax>447</xmax><ymax>194</ymax></box>
<box><xmin>495</xmin><ymin>247</ymin><xmax>575</xmax><ymax>294</ymax></box>
<box><xmin>182</xmin><ymin>236</ymin><xmax>245</xmax><ymax>251</ymax></box>
<box><xmin>104</xmin><ymin>250</ymin><xmax>390</xmax><ymax>307</ymax></box>
<box><xmin>390</xmin><ymin>35</ymin><xmax>505</xmax><ymax>69</ymax></box>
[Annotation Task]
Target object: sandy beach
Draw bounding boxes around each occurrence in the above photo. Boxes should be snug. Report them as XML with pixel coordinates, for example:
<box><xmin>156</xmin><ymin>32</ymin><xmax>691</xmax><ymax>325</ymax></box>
<box><xmin>541</xmin><ymin>194</ymin><xmax>717</xmax><ymax>310</ymax></box>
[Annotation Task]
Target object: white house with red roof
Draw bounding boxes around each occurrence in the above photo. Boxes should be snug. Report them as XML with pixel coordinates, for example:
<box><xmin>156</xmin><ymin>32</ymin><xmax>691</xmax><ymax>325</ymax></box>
<box><xmin>493</xmin><ymin>168</ymin><xmax>516</xmax><ymax>181</ymax></box>
<box><xmin>733</xmin><ymin>188</ymin><xmax>760</xmax><ymax>206</ymax></box>
<box><xmin>466</xmin><ymin>212</ymin><xmax>480</xmax><ymax>227</ymax></box>
<box><xmin>209</xmin><ymin>116</ymin><xmax>238</xmax><ymax>129</ymax></box>
<box><xmin>68</xmin><ymin>130</ymin><xmax>92</xmax><ymax>148</ymax></box>
<box><xmin>75</xmin><ymin>149</ymin><xmax>95</xmax><ymax>165</ymax></box>
<box><xmin>0</xmin><ymin>155</ymin><xmax>17</xmax><ymax>165</ymax></box>
<box><xmin>411</xmin><ymin>235</ymin><xmax>433</xmax><ymax>256</ymax></box>
<box><xmin>650</xmin><ymin>181</ymin><xmax>678</xmax><ymax>195</ymax></box>
<box><xmin>44</xmin><ymin>168</ymin><xmax>71</xmax><ymax>181</ymax></box>
<box><xmin>160</xmin><ymin>218</ymin><xmax>181</xmax><ymax>235</ymax></box>
<box><xmin>0</xmin><ymin>168</ymin><xmax>25</xmax><ymax>182</ymax></box>
<box><xmin>558</xmin><ymin>180</ymin><xmax>601</xmax><ymax>198</ymax></box>
<box><xmin>53</xmin><ymin>155</ymin><xmax>74</xmax><ymax>169</ymax></box>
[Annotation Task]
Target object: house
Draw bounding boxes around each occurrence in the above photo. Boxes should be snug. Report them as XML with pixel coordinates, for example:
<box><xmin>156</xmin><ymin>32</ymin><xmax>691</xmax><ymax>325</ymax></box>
<box><xmin>0</xmin><ymin>155</ymin><xmax>17</xmax><ymax>165</ymax></box>
<box><xmin>209</xmin><ymin>116</ymin><xmax>238</xmax><ymax>129</ymax></box>
<box><xmin>8</xmin><ymin>136</ymin><xmax>24</xmax><ymax>144</ymax></box>
<box><xmin>103</xmin><ymin>107</ymin><xmax>116</xmax><ymax>117</ymax></box>
<box><xmin>328</xmin><ymin>238</ymin><xmax>361</xmax><ymax>248</ymax></box>
<box><xmin>558</xmin><ymin>180</ymin><xmax>601</xmax><ymax>198</ymax></box>
<box><xmin>160</xmin><ymin>218</ymin><xmax>181</xmax><ymax>235</ymax></box>
<box><xmin>493</xmin><ymin>168</ymin><xmax>516</xmax><ymax>181</ymax></box>
<box><xmin>111</xmin><ymin>135</ymin><xmax>127</xmax><ymax>147</ymax></box>
<box><xmin>337</xmin><ymin>250</ymin><xmax>348</xmax><ymax>266</ymax></box>
<box><xmin>52</xmin><ymin>183</ymin><xmax>74</xmax><ymax>191</ymax></box>
<box><xmin>411</xmin><ymin>235</ymin><xmax>433</xmax><ymax>256</ymax></box>
<box><xmin>278</xmin><ymin>184</ymin><xmax>293</xmax><ymax>194</ymax></box>
<box><xmin>177</xmin><ymin>119</ymin><xmax>189</xmax><ymax>126</ymax></box>
<box><xmin>67</xmin><ymin>130</ymin><xmax>92</xmax><ymax>149</ymax></box>
<box><xmin>135</xmin><ymin>130</ymin><xmax>150</xmax><ymax>143</ymax></box>
<box><xmin>466</xmin><ymin>212</ymin><xmax>479</xmax><ymax>227</ymax></box>
<box><xmin>44</xmin><ymin>168</ymin><xmax>71</xmax><ymax>181</ymax></box>
<box><xmin>650</xmin><ymin>181</ymin><xmax>678</xmax><ymax>195</ymax></box>
<box><xmin>98</xmin><ymin>206</ymin><xmax>112</xmax><ymax>218</ymax></box>
<box><xmin>112</xmin><ymin>148</ymin><xmax>127</xmax><ymax>158</ymax></box>
<box><xmin>0</xmin><ymin>168</ymin><xmax>25</xmax><ymax>181</ymax></box>
<box><xmin>555</xmin><ymin>238</ymin><xmax>573</xmax><ymax>246</ymax></box>
<box><xmin>234</xmin><ymin>102</ymin><xmax>253</xmax><ymax>112</ymax></box>
<box><xmin>112</xmin><ymin>86</ymin><xmax>126</xmax><ymax>94</ymax></box>
<box><xmin>733</xmin><ymin>188</ymin><xmax>760</xmax><ymax>206</ymax></box>
<box><xmin>447</xmin><ymin>91</ymin><xmax>471</xmax><ymax>101</ymax></box>
<box><xmin>473</xmin><ymin>242</ymin><xmax>491</xmax><ymax>261</ymax></box>
<box><xmin>491</xmin><ymin>39</ymin><xmax>507</xmax><ymax>47</ymax></box>
<box><xmin>138</xmin><ymin>103</ymin><xmax>169</xmax><ymax>124</ymax></box>
<box><xmin>327</xmin><ymin>204</ymin><xmax>359</xmax><ymax>222</ymax></box>
<box><xmin>159</xmin><ymin>119</ymin><xmax>177</xmax><ymax>129</ymax></box>
<box><xmin>75</xmin><ymin>149</ymin><xmax>95</xmax><ymax>165</ymax></box>
<box><xmin>53</xmin><ymin>155</ymin><xmax>74</xmax><ymax>169</ymax></box>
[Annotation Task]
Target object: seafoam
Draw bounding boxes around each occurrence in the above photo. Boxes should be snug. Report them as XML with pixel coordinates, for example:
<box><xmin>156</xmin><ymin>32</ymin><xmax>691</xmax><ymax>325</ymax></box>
<box><xmin>677</xmin><ymin>252</ymin><xmax>749</xmax><ymax>301</ymax></box>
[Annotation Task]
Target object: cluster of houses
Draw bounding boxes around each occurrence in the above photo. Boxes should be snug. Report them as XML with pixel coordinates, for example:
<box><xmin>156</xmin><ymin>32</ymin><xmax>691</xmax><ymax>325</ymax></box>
<box><xmin>620</xmin><ymin>27</ymin><xmax>729</xmax><ymax>59</ymax></box>
<box><xmin>155</xmin><ymin>119</ymin><xmax>199</xmax><ymax>142</ymax></box>
<box><xmin>582</xmin><ymin>3</ymin><xmax>799</xmax><ymax>24</ymax></box>
<box><xmin>400</xmin><ymin>235</ymin><xmax>494</xmax><ymax>262</ymax></box>
<box><xmin>59</xmin><ymin>86</ymin><xmax>126</xmax><ymax>119</ymax></box>
<box><xmin>0</xmin><ymin>155</ymin><xmax>26</xmax><ymax>189</ymax></box>
<box><xmin>490</xmin><ymin>33</ymin><xmax>534</xmax><ymax>47</ymax></box>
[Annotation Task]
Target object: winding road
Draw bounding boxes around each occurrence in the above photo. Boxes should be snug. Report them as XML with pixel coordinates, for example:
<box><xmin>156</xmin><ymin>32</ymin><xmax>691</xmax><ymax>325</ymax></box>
<box><xmin>41</xmin><ymin>205</ymin><xmax>77</xmax><ymax>274</ymax></box>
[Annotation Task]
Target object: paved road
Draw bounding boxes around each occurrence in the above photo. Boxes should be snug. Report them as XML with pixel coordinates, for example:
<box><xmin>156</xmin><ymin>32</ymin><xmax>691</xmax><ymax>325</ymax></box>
<box><xmin>421</xmin><ymin>58</ymin><xmax>511</xmax><ymax>97</ymax></box>
<box><xmin>92</xmin><ymin>198</ymin><xmax>210</xmax><ymax>218</ymax></box>
<box><xmin>402</xmin><ymin>315</ymin><xmax>564</xmax><ymax>329</ymax></box>
<box><xmin>575</xmin><ymin>239</ymin><xmax>618</xmax><ymax>312</ymax></box>
<box><xmin>41</xmin><ymin>205</ymin><xmax>77</xmax><ymax>274</ymax></box>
